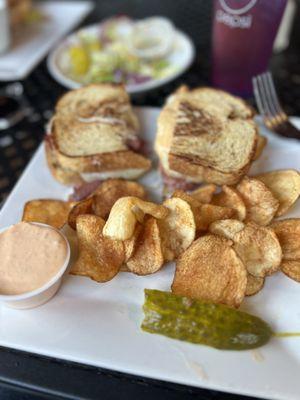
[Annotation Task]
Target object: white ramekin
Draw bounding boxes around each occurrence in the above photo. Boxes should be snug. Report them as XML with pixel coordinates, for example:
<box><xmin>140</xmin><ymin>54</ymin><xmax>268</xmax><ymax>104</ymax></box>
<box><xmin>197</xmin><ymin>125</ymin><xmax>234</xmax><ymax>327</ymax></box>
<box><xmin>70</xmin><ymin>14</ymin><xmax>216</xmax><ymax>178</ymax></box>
<box><xmin>0</xmin><ymin>223</ymin><xmax>70</xmax><ymax>309</ymax></box>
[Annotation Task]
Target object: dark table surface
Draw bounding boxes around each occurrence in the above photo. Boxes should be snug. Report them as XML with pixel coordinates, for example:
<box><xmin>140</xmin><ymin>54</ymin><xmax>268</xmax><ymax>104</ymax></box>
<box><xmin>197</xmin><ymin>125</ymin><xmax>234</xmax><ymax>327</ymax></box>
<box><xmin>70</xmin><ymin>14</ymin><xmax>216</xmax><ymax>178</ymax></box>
<box><xmin>0</xmin><ymin>1</ymin><xmax>300</xmax><ymax>399</ymax></box>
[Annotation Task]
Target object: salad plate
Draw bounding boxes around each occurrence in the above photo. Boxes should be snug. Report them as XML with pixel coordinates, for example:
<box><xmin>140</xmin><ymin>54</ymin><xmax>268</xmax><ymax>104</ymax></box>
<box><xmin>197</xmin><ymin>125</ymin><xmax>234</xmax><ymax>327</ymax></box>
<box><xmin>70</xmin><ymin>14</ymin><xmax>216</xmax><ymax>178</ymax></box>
<box><xmin>1</xmin><ymin>107</ymin><xmax>300</xmax><ymax>400</ymax></box>
<box><xmin>47</xmin><ymin>18</ymin><xmax>195</xmax><ymax>93</ymax></box>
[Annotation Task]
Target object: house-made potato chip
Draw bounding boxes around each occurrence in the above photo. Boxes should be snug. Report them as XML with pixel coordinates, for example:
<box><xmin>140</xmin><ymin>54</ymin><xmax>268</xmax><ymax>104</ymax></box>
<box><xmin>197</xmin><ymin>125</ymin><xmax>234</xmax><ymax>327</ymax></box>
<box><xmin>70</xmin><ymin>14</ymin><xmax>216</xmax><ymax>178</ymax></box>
<box><xmin>103</xmin><ymin>197</ymin><xmax>168</xmax><ymax>240</ymax></box>
<box><xmin>68</xmin><ymin>197</ymin><xmax>94</xmax><ymax>230</ymax></box>
<box><xmin>190</xmin><ymin>184</ymin><xmax>217</xmax><ymax>203</ymax></box>
<box><xmin>236</xmin><ymin>177</ymin><xmax>279</xmax><ymax>226</ymax></box>
<box><xmin>281</xmin><ymin>260</ymin><xmax>300</xmax><ymax>283</ymax></box>
<box><xmin>70</xmin><ymin>215</ymin><xmax>124</xmax><ymax>282</ymax></box>
<box><xmin>158</xmin><ymin>197</ymin><xmax>195</xmax><ymax>261</ymax></box>
<box><xmin>271</xmin><ymin>219</ymin><xmax>300</xmax><ymax>260</ymax></box>
<box><xmin>127</xmin><ymin>217</ymin><xmax>164</xmax><ymax>275</ymax></box>
<box><xmin>256</xmin><ymin>169</ymin><xmax>300</xmax><ymax>217</ymax></box>
<box><xmin>172</xmin><ymin>235</ymin><xmax>247</xmax><ymax>308</ymax></box>
<box><xmin>93</xmin><ymin>179</ymin><xmax>146</xmax><ymax>219</ymax></box>
<box><xmin>22</xmin><ymin>199</ymin><xmax>74</xmax><ymax>229</ymax></box>
<box><xmin>209</xmin><ymin>219</ymin><xmax>245</xmax><ymax>240</ymax></box>
<box><xmin>245</xmin><ymin>274</ymin><xmax>265</xmax><ymax>296</ymax></box>
<box><xmin>211</xmin><ymin>185</ymin><xmax>246</xmax><ymax>221</ymax></box>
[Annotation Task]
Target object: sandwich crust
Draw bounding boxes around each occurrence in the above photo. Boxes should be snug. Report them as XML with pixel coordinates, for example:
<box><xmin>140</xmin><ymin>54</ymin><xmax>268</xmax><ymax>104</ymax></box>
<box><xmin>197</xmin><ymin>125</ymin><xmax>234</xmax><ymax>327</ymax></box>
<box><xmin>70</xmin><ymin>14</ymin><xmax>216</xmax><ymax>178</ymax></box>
<box><xmin>168</xmin><ymin>154</ymin><xmax>253</xmax><ymax>186</ymax></box>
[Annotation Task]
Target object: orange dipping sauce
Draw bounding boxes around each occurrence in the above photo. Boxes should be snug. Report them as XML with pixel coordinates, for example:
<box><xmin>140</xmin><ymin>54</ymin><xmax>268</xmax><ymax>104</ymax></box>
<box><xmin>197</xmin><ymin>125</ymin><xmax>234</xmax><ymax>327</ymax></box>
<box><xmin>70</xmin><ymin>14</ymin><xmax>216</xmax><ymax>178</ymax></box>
<box><xmin>0</xmin><ymin>222</ymin><xmax>68</xmax><ymax>295</ymax></box>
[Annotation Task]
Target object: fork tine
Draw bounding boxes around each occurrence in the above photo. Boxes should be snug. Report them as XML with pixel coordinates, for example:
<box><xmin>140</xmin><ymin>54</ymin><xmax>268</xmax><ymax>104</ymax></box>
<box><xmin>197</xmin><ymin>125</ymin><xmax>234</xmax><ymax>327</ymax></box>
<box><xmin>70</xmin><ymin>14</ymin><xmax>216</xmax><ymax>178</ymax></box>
<box><xmin>253</xmin><ymin>71</ymin><xmax>287</xmax><ymax>128</ymax></box>
<box><xmin>252</xmin><ymin>77</ymin><xmax>266</xmax><ymax>117</ymax></box>
<box><xmin>265</xmin><ymin>72</ymin><xmax>287</xmax><ymax>124</ymax></box>
<box><xmin>260</xmin><ymin>73</ymin><xmax>277</xmax><ymax>125</ymax></box>
<box><xmin>261</xmin><ymin>73</ymin><xmax>277</xmax><ymax>118</ymax></box>
<box><xmin>253</xmin><ymin>72</ymin><xmax>299</xmax><ymax>137</ymax></box>
<box><xmin>257</xmin><ymin>74</ymin><xmax>275</xmax><ymax>126</ymax></box>
<box><xmin>253</xmin><ymin>76</ymin><xmax>271</xmax><ymax>118</ymax></box>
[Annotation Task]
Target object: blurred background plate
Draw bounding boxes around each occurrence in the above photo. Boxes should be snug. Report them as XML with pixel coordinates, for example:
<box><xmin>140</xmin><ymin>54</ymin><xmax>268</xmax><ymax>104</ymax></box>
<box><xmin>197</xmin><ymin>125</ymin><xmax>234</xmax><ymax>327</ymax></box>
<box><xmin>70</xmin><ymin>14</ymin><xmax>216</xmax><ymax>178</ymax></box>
<box><xmin>0</xmin><ymin>1</ymin><xmax>93</xmax><ymax>81</ymax></box>
<box><xmin>47</xmin><ymin>21</ymin><xmax>195</xmax><ymax>93</ymax></box>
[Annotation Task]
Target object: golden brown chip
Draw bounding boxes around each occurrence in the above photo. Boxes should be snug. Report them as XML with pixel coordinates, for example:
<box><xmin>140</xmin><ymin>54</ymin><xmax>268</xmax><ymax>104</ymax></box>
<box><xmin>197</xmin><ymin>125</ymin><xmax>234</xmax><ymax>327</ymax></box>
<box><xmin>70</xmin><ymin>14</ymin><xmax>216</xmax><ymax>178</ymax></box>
<box><xmin>103</xmin><ymin>197</ymin><xmax>138</xmax><ymax>241</ymax></box>
<box><xmin>158</xmin><ymin>197</ymin><xmax>196</xmax><ymax>261</ymax></box>
<box><xmin>68</xmin><ymin>197</ymin><xmax>94</xmax><ymax>230</ymax></box>
<box><xmin>190</xmin><ymin>184</ymin><xmax>217</xmax><ymax>203</ymax></box>
<box><xmin>196</xmin><ymin>204</ymin><xmax>235</xmax><ymax>232</ymax></box>
<box><xmin>271</xmin><ymin>219</ymin><xmax>300</xmax><ymax>260</ymax></box>
<box><xmin>253</xmin><ymin>135</ymin><xmax>267</xmax><ymax>161</ymax></box>
<box><xmin>281</xmin><ymin>260</ymin><xmax>300</xmax><ymax>283</ymax></box>
<box><xmin>171</xmin><ymin>235</ymin><xmax>247</xmax><ymax>308</ymax></box>
<box><xmin>126</xmin><ymin>217</ymin><xmax>164</xmax><ymax>275</ymax></box>
<box><xmin>70</xmin><ymin>215</ymin><xmax>124</xmax><ymax>282</ymax></box>
<box><xmin>236</xmin><ymin>177</ymin><xmax>279</xmax><ymax>225</ymax></box>
<box><xmin>256</xmin><ymin>169</ymin><xmax>300</xmax><ymax>217</ymax></box>
<box><xmin>210</xmin><ymin>220</ymin><xmax>282</xmax><ymax>277</ymax></box>
<box><xmin>209</xmin><ymin>219</ymin><xmax>245</xmax><ymax>240</ymax></box>
<box><xmin>211</xmin><ymin>186</ymin><xmax>246</xmax><ymax>221</ymax></box>
<box><xmin>22</xmin><ymin>199</ymin><xmax>74</xmax><ymax>229</ymax></box>
<box><xmin>171</xmin><ymin>190</ymin><xmax>202</xmax><ymax>217</ymax></box>
<box><xmin>120</xmin><ymin>264</ymin><xmax>131</xmax><ymax>272</ymax></box>
<box><xmin>245</xmin><ymin>274</ymin><xmax>265</xmax><ymax>296</ymax></box>
<box><xmin>172</xmin><ymin>190</ymin><xmax>235</xmax><ymax>232</ymax></box>
<box><xmin>172</xmin><ymin>190</ymin><xmax>201</xmax><ymax>208</ymax></box>
<box><xmin>233</xmin><ymin>223</ymin><xmax>282</xmax><ymax>277</ymax></box>
<box><xmin>61</xmin><ymin>224</ymin><xmax>79</xmax><ymax>266</ymax></box>
<box><xmin>93</xmin><ymin>179</ymin><xmax>146</xmax><ymax>219</ymax></box>
<box><xmin>103</xmin><ymin>197</ymin><xmax>168</xmax><ymax>240</ymax></box>
<box><xmin>123</xmin><ymin>223</ymin><xmax>142</xmax><ymax>262</ymax></box>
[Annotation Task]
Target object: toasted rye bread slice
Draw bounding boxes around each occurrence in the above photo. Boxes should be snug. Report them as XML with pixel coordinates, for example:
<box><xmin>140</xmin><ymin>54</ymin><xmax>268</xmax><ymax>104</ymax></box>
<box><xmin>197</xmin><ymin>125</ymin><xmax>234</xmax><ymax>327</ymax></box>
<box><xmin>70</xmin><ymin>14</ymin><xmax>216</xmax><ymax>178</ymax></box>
<box><xmin>45</xmin><ymin>136</ymin><xmax>151</xmax><ymax>185</ymax></box>
<box><xmin>45</xmin><ymin>139</ymin><xmax>84</xmax><ymax>185</ymax></box>
<box><xmin>155</xmin><ymin>86</ymin><xmax>258</xmax><ymax>186</ymax></box>
<box><xmin>52</xmin><ymin>116</ymin><xmax>129</xmax><ymax>156</ymax></box>
<box><xmin>160</xmin><ymin>134</ymin><xmax>264</xmax><ymax>186</ymax></box>
<box><xmin>53</xmin><ymin>84</ymin><xmax>140</xmax><ymax>157</ymax></box>
<box><xmin>47</xmin><ymin>163</ymin><xmax>83</xmax><ymax>186</ymax></box>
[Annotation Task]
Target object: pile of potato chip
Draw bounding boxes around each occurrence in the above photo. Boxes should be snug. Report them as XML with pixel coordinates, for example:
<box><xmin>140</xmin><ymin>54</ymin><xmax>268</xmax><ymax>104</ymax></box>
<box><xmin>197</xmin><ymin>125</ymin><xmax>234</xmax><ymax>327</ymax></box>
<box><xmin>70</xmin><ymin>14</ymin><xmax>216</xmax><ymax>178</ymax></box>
<box><xmin>22</xmin><ymin>169</ymin><xmax>300</xmax><ymax>308</ymax></box>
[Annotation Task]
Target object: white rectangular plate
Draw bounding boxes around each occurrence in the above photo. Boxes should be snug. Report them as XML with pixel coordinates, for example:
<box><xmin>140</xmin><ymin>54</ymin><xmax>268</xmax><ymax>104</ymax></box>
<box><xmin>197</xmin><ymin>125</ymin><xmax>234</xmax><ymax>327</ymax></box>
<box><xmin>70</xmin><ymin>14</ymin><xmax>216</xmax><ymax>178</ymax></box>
<box><xmin>0</xmin><ymin>1</ymin><xmax>93</xmax><ymax>80</ymax></box>
<box><xmin>1</xmin><ymin>107</ymin><xmax>300</xmax><ymax>400</ymax></box>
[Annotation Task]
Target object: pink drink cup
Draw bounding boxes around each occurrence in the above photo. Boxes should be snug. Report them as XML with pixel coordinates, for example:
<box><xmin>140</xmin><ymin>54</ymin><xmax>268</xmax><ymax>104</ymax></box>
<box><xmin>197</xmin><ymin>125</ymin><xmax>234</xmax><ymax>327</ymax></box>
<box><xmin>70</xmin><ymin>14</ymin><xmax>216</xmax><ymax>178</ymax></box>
<box><xmin>212</xmin><ymin>0</ymin><xmax>287</xmax><ymax>96</ymax></box>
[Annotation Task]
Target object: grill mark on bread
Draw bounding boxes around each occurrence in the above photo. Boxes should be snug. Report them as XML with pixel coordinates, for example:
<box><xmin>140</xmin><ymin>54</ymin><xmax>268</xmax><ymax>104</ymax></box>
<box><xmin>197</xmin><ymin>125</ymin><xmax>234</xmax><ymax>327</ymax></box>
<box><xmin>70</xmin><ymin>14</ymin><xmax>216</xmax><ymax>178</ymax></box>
<box><xmin>170</xmin><ymin>130</ymin><xmax>258</xmax><ymax>172</ymax></box>
<box><xmin>174</xmin><ymin>102</ymin><xmax>222</xmax><ymax>137</ymax></box>
<box><xmin>169</xmin><ymin>130</ymin><xmax>257</xmax><ymax>175</ymax></box>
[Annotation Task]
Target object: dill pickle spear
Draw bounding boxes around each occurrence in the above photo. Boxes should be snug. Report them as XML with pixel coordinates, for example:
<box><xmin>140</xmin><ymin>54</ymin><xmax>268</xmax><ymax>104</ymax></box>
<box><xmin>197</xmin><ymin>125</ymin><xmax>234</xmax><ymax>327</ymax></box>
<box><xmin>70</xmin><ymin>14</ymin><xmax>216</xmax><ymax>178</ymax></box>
<box><xmin>141</xmin><ymin>289</ymin><xmax>273</xmax><ymax>350</ymax></box>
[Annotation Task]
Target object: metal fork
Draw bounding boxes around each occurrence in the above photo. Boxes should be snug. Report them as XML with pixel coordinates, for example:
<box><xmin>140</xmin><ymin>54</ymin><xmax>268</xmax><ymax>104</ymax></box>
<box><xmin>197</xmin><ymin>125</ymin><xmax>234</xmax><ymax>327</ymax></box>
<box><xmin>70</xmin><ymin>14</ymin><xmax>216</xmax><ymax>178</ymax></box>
<box><xmin>252</xmin><ymin>71</ymin><xmax>300</xmax><ymax>139</ymax></box>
